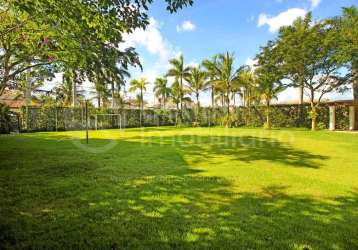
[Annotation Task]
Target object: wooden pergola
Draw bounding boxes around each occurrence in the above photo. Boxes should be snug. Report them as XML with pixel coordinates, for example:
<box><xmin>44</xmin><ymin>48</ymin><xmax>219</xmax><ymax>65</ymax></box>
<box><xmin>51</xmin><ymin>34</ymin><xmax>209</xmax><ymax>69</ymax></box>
<box><xmin>328</xmin><ymin>100</ymin><xmax>357</xmax><ymax>131</ymax></box>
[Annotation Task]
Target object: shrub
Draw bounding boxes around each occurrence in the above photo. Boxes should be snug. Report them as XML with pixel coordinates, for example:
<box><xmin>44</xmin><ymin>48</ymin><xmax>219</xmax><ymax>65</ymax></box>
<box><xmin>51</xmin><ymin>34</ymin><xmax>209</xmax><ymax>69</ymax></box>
<box><xmin>0</xmin><ymin>103</ymin><xmax>11</xmax><ymax>134</ymax></box>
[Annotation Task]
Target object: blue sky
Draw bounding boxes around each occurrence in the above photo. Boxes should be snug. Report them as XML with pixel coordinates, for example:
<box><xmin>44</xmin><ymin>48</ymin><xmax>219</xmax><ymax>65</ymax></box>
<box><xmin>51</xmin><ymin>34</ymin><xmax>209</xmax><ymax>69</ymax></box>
<box><xmin>121</xmin><ymin>0</ymin><xmax>356</xmax><ymax>105</ymax></box>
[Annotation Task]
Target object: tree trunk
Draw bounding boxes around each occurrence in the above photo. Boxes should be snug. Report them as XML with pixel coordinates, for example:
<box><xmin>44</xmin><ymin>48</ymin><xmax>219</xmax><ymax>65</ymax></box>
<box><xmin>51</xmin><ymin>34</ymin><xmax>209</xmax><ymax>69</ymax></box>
<box><xmin>211</xmin><ymin>88</ymin><xmax>215</xmax><ymax>126</ymax></box>
<box><xmin>111</xmin><ymin>82</ymin><xmax>115</xmax><ymax>109</ymax></box>
<box><xmin>0</xmin><ymin>53</ymin><xmax>10</xmax><ymax>97</ymax></box>
<box><xmin>248</xmin><ymin>89</ymin><xmax>251</xmax><ymax>126</ymax></box>
<box><xmin>180</xmin><ymin>76</ymin><xmax>183</xmax><ymax>121</ymax></box>
<box><xmin>97</xmin><ymin>94</ymin><xmax>101</xmax><ymax>108</ymax></box>
<box><xmin>265</xmin><ymin>100</ymin><xmax>271</xmax><ymax>129</ymax></box>
<box><xmin>211</xmin><ymin>88</ymin><xmax>215</xmax><ymax>108</ymax></box>
<box><xmin>311</xmin><ymin>103</ymin><xmax>317</xmax><ymax>131</ymax></box>
<box><xmin>297</xmin><ymin>75</ymin><xmax>304</xmax><ymax>127</ymax></box>
<box><xmin>140</xmin><ymin>88</ymin><xmax>143</xmax><ymax>127</ymax></box>
<box><xmin>72</xmin><ymin>72</ymin><xmax>77</xmax><ymax>107</ymax></box>
<box><xmin>163</xmin><ymin>95</ymin><xmax>166</xmax><ymax>110</ymax></box>
<box><xmin>352</xmin><ymin>63</ymin><xmax>358</xmax><ymax>130</ymax></box>
<box><xmin>176</xmin><ymin>103</ymin><xmax>179</xmax><ymax>126</ymax></box>
<box><xmin>226</xmin><ymin>89</ymin><xmax>231</xmax><ymax>128</ymax></box>
<box><xmin>196</xmin><ymin>93</ymin><xmax>200</xmax><ymax>123</ymax></box>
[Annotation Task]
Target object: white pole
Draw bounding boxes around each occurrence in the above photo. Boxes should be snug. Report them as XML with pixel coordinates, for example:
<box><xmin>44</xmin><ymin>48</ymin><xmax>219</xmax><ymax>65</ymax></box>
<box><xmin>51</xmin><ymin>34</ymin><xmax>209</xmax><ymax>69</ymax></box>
<box><xmin>329</xmin><ymin>106</ymin><xmax>336</xmax><ymax>131</ymax></box>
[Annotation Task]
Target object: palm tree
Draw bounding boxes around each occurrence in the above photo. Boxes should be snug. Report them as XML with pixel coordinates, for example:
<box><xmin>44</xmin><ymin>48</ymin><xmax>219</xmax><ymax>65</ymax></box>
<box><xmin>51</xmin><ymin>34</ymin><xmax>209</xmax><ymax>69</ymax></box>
<box><xmin>109</xmin><ymin>68</ymin><xmax>130</xmax><ymax>109</ymax></box>
<box><xmin>237</xmin><ymin>70</ymin><xmax>257</xmax><ymax>125</ymax></box>
<box><xmin>170</xmin><ymin>80</ymin><xmax>192</xmax><ymax>125</ymax></box>
<box><xmin>166</xmin><ymin>55</ymin><xmax>191</xmax><ymax>121</ymax></box>
<box><xmin>255</xmin><ymin>77</ymin><xmax>285</xmax><ymax>129</ymax></box>
<box><xmin>202</xmin><ymin>56</ymin><xmax>219</xmax><ymax>109</ymax></box>
<box><xmin>153</xmin><ymin>77</ymin><xmax>171</xmax><ymax>109</ymax></box>
<box><xmin>129</xmin><ymin>78</ymin><xmax>148</xmax><ymax>127</ymax></box>
<box><xmin>185</xmin><ymin>66</ymin><xmax>208</xmax><ymax>122</ymax></box>
<box><xmin>211</xmin><ymin>52</ymin><xmax>241</xmax><ymax>127</ymax></box>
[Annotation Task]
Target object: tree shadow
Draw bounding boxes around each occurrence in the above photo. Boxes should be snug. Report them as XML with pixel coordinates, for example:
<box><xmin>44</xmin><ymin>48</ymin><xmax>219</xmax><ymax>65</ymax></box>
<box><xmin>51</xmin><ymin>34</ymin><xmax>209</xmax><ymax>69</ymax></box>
<box><xmin>1</xmin><ymin>133</ymin><xmax>351</xmax><ymax>250</ymax></box>
<box><xmin>128</xmin><ymin>134</ymin><xmax>328</xmax><ymax>169</ymax></box>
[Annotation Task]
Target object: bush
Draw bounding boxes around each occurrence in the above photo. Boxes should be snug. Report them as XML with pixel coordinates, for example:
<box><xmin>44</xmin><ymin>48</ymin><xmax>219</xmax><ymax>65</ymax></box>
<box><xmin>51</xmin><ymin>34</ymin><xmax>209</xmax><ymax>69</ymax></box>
<box><xmin>0</xmin><ymin>103</ymin><xmax>11</xmax><ymax>134</ymax></box>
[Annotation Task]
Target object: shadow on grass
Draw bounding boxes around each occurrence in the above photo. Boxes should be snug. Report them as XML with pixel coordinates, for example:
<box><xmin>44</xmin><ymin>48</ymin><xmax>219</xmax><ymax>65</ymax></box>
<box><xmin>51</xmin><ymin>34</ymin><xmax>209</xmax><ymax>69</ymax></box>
<box><xmin>128</xmin><ymin>134</ymin><xmax>328</xmax><ymax>169</ymax></box>
<box><xmin>0</xmin><ymin>134</ymin><xmax>352</xmax><ymax>250</ymax></box>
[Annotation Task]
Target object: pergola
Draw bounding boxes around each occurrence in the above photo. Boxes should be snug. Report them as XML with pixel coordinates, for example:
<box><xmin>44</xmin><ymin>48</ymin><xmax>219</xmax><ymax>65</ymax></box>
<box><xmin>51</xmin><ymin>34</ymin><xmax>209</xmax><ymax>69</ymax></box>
<box><xmin>328</xmin><ymin>100</ymin><xmax>357</xmax><ymax>131</ymax></box>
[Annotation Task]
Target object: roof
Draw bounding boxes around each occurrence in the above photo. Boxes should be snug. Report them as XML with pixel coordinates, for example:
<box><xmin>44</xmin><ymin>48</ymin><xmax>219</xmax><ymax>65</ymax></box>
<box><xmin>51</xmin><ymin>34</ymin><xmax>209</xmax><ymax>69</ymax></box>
<box><xmin>0</xmin><ymin>89</ymin><xmax>40</xmax><ymax>110</ymax></box>
<box><xmin>271</xmin><ymin>99</ymin><xmax>356</xmax><ymax>106</ymax></box>
<box><xmin>0</xmin><ymin>90</ymin><xmax>24</xmax><ymax>109</ymax></box>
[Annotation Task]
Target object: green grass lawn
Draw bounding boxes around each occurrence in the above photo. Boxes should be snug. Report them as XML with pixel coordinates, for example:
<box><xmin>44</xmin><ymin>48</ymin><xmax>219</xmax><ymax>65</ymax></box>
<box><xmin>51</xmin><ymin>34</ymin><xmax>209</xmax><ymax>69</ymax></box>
<box><xmin>1</xmin><ymin>127</ymin><xmax>358</xmax><ymax>249</ymax></box>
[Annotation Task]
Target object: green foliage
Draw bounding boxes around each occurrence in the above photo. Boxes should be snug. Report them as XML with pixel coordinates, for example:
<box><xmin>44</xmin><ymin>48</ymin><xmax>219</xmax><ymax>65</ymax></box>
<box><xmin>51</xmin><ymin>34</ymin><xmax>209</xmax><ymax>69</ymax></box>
<box><xmin>153</xmin><ymin>77</ymin><xmax>171</xmax><ymax>109</ymax></box>
<box><xmin>167</xmin><ymin>55</ymin><xmax>191</xmax><ymax>119</ymax></box>
<box><xmin>0</xmin><ymin>103</ymin><xmax>11</xmax><ymax>133</ymax></box>
<box><xmin>1</xmin><ymin>0</ymin><xmax>192</xmax><ymax>99</ymax></box>
<box><xmin>276</xmin><ymin>12</ymin><xmax>350</xmax><ymax>130</ymax></box>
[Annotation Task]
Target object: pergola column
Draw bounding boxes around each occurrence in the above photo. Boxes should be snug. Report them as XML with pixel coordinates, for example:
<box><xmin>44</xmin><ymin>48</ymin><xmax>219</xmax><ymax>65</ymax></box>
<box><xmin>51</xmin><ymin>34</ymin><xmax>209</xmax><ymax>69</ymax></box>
<box><xmin>329</xmin><ymin>106</ymin><xmax>336</xmax><ymax>131</ymax></box>
<box><xmin>349</xmin><ymin>105</ymin><xmax>356</xmax><ymax>131</ymax></box>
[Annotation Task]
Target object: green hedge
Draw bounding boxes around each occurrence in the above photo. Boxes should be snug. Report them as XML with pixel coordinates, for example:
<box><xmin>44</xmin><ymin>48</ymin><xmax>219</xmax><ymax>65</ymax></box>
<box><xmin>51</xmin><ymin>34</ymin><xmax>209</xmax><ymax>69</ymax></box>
<box><xmin>18</xmin><ymin>103</ymin><xmax>353</xmax><ymax>132</ymax></box>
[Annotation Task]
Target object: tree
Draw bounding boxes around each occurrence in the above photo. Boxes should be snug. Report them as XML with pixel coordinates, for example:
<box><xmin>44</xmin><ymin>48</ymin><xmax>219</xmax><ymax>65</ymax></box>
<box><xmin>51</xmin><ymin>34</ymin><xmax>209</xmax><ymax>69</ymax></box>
<box><xmin>329</xmin><ymin>6</ymin><xmax>358</xmax><ymax>101</ymax></box>
<box><xmin>211</xmin><ymin>52</ymin><xmax>241</xmax><ymax>127</ymax></box>
<box><xmin>185</xmin><ymin>66</ymin><xmax>208</xmax><ymax>122</ymax></box>
<box><xmin>1</xmin><ymin>0</ymin><xmax>193</xmax><ymax>96</ymax></box>
<box><xmin>153</xmin><ymin>77</ymin><xmax>171</xmax><ymax>109</ymax></box>
<box><xmin>129</xmin><ymin>78</ymin><xmax>148</xmax><ymax>127</ymax></box>
<box><xmin>277</xmin><ymin>13</ymin><xmax>314</xmax><ymax>125</ymax></box>
<box><xmin>167</xmin><ymin>55</ymin><xmax>191</xmax><ymax>121</ymax></box>
<box><xmin>0</xmin><ymin>1</ymin><xmax>57</xmax><ymax>96</ymax></box>
<box><xmin>281</xmin><ymin>16</ymin><xmax>349</xmax><ymax>130</ymax></box>
<box><xmin>202</xmin><ymin>56</ymin><xmax>220</xmax><ymax>123</ymax></box>
<box><xmin>237</xmin><ymin>69</ymin><xmax>258</xmax><ymax>125</ymax></box>
<box><xmin>255</xmin><ymin>41</ymin><xmax>286</xmax><ymax>129</ymax></box>
<box><xmin>169</xmin><ymin>80</ymin><xmax>191</xmax><ymax>125</ymax></box>
<box><xmin>202</xmin><ymin>56</ymin><xmax>219</xmax><ymax>109</ymax></box>
<box><xmin>329</xmin><ymin>6</ymin><xmax>358</xmax><ymax>129</ymax></box>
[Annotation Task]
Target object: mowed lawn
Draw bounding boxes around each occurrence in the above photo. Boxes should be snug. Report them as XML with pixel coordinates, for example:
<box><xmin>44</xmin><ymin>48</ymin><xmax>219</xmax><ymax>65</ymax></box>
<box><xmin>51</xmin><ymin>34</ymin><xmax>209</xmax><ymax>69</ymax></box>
<box><xmin>0</xmin><ymin>127</ymin><xmax>358</xmax><ymax>249</ymax></box>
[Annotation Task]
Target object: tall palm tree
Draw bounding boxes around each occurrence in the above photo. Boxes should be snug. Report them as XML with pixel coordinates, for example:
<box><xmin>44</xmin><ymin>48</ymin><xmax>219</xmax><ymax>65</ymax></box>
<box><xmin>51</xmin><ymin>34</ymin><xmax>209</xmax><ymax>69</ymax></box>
<box><xmin>166</xmin><ymin>55</ymin><xmax>191</xmax><ymax>121</ymax></box>
<box><xmin>170</xmin><ymin>80</ymin><xmax>192</xmax><ymax>125</ymax></box>
<box><xmin>185</xmin><ymin>66</ymin><xmax>208</xmax><ymax>122</ymax></box>
<box><xmin>211</xmin><ymin>52</ymin><xmax>241</xmax><ymax>127</ymax></box>
<box><xmin>109</xmin><ymin>68</ymin><xmax>130</xmax><ymax>109</ymax></box>
<box><xmin>129</xmin><ymin>78</ymin><xmax>148</xmax><ymax>127</ymax></box>
<box><xmin>255</xmin><ymin>77</ymin><xmax>285</xmax><ymax>129</ymax></box>
<box><xmin>238</xmin><ymin>70</ymin><xmax>255</xmax><ymax>107</ymax></box>
<box><xmin>202</xmin><ymin>56</ymin><xmax>219</xmax><ymax>109</ymax></box>
<box><xmin>153</xmin><ymin>77</ymin><xmax>171</xmax><ymax>109</ymax></box>
<box><xmin>236</xmin><ymin>70</ymin><xmax>258</xmax><ymax>125</ymax></box>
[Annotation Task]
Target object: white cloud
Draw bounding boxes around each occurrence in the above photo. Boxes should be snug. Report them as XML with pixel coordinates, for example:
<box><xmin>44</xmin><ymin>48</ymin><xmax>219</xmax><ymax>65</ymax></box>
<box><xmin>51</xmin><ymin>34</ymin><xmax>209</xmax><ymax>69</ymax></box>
<box><xmin>120</xmin><ymin>17</ymin><xmax>174</xmax><ymax>61</ymax></box>
<box><xmin>258</xmin><ymin>8</ymin><xmax>307</xmax><ymax>32</ymax></box>
<box><xmin>187</xmin><ymin>61</ymin><xmax>199</xmax><ymax>68</ymax></box>
<box><xmin>245</xmin><ymin>57</ymin><xmax>258</xmax><ymax>71</ymax></box>
<box><xmin>120</xmin><ymin>17</ymin><xmax>183</xmax><ymax>104</ymax></box>
<box><xmin>176</xmin><ymin>20</ymin><xmax>196</xmax><ymax>32</ymax></box>
<box><xmin>308</xmin><ymin>0</ymin><xmax>322</xmax><ymax>9</ymax></box>
<box><xmin>275</xmin><ymin>0</ymin><xmax>322</xmax><ymax>9</ymax></box>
